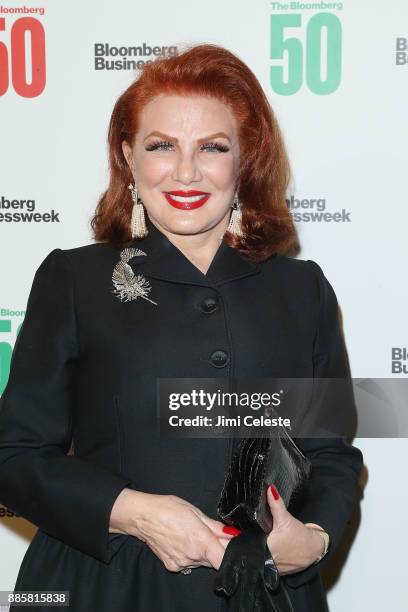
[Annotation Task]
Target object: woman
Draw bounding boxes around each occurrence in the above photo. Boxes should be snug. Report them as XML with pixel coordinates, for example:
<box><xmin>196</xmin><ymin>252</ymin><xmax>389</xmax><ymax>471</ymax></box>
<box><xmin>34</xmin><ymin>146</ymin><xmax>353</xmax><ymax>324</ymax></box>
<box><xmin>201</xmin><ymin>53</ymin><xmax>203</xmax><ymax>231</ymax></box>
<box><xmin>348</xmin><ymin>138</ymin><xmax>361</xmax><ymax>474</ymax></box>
<box><xmin>0</xmin><ymin>44</ymin><xmax>363</xmax><ymax>611</ymax></box>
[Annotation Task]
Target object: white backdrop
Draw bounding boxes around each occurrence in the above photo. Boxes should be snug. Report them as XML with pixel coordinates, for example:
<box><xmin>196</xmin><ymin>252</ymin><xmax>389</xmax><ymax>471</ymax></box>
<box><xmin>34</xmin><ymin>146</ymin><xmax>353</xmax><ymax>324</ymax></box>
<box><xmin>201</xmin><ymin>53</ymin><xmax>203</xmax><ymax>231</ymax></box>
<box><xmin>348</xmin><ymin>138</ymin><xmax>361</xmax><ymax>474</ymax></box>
<box><xmin>1</xmin><ymin>0</ymin><xmax>407</xmax><ymax>610</ymax></box>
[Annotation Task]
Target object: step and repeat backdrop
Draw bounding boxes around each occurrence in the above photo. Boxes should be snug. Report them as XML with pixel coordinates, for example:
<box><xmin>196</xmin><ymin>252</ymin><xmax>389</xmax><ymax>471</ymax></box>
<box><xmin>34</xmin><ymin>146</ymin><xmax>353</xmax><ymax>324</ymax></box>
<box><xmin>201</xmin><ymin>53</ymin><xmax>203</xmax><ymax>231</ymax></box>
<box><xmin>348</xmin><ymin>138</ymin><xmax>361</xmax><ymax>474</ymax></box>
<box><xmin>0</xmin><ymin>1</ymin><xmax>407</xmax><ymax>610</ymax></box>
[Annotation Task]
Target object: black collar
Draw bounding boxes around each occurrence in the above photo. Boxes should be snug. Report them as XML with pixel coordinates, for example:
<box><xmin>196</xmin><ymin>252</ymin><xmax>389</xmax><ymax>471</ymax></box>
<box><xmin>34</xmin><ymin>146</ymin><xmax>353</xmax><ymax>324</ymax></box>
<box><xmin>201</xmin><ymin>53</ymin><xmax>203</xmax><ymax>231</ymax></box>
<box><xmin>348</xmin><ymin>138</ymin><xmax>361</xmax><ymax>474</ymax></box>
<box><xmin>127</xmin><ymin>215</ymin><xmax>261</xmax><ymax>288</ymax></box>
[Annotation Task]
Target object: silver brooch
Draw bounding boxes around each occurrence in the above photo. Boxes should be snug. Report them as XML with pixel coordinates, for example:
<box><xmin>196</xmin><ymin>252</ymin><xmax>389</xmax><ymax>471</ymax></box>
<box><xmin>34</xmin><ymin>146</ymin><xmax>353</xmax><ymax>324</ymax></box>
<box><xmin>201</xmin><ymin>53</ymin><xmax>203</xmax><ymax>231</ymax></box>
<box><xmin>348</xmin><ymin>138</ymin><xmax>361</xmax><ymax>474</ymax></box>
<box><xmin>112</xmin><ymin>247</ymin><xmax>158</xmax><ymax>305</ymax></box>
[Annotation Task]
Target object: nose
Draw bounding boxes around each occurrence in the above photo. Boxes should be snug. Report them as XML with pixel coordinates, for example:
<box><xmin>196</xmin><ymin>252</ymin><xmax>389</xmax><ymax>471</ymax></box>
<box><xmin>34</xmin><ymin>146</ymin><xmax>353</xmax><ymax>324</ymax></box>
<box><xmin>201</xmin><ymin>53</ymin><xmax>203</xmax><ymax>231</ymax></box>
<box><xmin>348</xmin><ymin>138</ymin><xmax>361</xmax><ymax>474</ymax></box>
<box><xmin>172</xmin><ymin>150</ymin><xmax>202</xmax><ymax>184</ymax></box>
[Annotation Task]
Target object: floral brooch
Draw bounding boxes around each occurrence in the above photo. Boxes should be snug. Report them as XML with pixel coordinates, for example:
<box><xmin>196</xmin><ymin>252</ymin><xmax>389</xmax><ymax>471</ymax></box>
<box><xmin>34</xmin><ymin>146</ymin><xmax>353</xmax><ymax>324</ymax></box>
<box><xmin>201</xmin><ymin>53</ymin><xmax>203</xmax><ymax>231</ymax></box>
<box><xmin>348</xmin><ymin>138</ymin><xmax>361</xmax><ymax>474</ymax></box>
<box><xmin>112</xmin><ymin>247</ymin><xmax>158</xmax><ymax>305</ymax></box>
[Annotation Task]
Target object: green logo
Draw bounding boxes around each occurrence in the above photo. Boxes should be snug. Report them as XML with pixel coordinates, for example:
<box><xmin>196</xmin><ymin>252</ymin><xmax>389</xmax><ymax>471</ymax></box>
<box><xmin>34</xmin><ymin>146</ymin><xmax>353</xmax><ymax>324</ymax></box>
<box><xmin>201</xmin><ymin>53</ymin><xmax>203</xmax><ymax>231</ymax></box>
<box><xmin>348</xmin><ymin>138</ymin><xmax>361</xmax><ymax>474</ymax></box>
<box><xmin>270</xmin><ymin>12</ymin><xmax>342</xmax><ymax>95</ymax></box>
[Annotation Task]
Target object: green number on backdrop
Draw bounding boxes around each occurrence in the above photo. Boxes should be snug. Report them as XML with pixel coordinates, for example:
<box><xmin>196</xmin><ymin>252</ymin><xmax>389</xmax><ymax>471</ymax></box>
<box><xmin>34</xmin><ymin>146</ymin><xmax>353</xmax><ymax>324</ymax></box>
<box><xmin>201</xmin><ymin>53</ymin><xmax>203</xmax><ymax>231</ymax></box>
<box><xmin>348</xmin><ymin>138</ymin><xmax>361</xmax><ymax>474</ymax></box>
<box><xmin>306</xmin><ymin>12</ymin><xmax>341</xmax><ymax>94</ymax></box>
<box><xmin>0</xmin><ymin>342</ymin><xmax>12</xmax><ymax>396</ymax></box>
<box><xmin>270</xmin><ymin>14</ymin><xmax>303</xmax><ymax>95</ymax></box>
<box><xmin>270</xmin><ymin>12</ymin><xmax>342</xmax><ymax>95</ymax></box>
<box><xmin>0</xmin><ymin>321</ymin><xmax>23</xmax><ymax>396</ymax></box>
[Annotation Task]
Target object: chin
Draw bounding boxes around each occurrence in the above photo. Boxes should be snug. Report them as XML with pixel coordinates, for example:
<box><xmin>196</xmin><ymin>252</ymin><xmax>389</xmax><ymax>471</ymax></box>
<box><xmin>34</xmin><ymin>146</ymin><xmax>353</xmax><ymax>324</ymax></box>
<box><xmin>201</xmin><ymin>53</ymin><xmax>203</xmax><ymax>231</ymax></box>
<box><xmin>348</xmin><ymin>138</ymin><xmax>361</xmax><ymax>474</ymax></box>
<box><xmin>172</xmin><ymin>223</ymin><xmax>209</xmax><ymax>236</ymax></box>
<box><xmin>163</xmin><ymin>213</ymin><xmax>211</xmax><ymax>235</ymax></box>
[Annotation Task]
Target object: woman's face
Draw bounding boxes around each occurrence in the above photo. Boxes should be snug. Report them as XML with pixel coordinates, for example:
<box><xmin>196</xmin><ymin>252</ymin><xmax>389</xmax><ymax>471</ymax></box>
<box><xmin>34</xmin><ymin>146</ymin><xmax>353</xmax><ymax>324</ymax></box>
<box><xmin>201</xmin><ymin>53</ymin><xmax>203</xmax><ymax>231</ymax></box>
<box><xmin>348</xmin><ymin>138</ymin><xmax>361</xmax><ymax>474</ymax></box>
<box><xmin>122</xmin><ymin>94</ymin><xmax>241</xmax><ymax>237</ymax></box>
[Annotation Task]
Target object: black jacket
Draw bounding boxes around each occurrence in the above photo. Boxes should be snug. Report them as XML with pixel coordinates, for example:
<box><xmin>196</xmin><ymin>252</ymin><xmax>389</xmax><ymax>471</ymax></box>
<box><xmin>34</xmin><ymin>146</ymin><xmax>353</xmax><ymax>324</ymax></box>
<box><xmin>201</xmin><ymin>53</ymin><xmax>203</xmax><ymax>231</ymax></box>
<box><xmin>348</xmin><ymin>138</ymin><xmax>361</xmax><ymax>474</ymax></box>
<box><xmin>0</xmin><ymin>216</ymin><xmax>363</xmax><ymax>612</ymax></box>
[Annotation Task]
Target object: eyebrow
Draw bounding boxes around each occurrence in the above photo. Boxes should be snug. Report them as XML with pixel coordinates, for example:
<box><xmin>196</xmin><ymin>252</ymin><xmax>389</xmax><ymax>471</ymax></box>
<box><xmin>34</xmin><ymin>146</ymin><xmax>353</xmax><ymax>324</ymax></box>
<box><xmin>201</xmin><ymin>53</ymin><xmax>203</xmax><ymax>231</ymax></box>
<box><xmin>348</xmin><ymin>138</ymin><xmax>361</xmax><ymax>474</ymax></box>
<box><xmin>143</xmin><ymin>130</ymin><xmax>231</xmax><ymax>144</ymax></box>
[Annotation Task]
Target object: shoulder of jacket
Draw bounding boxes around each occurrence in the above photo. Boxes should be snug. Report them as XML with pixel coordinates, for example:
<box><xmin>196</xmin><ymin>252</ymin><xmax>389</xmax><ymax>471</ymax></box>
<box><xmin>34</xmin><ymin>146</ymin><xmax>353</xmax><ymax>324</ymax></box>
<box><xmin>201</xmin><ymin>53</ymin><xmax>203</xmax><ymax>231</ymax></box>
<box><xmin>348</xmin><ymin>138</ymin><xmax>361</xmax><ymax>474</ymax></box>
<box><xmin>261</xmin><ymin>254</ymin><xmax>327</xmax><ymax>305</ymax></box>
<box><xmin>34</xmin><ymin>243</ymin><xmax>120</xmax><ymax>281</ymax></box>
<box><xmin>263</xmin><ymin>253</ymin><xmax>323</xmax><ymax>278</ymax></box>
<box><xmin>56</xmin><ymin>241</ymin><xmax>120</xmax><ymax>269</ymax></box>
<box><xmin>62</xmin><ymin>241</ymin><xmax>117</xmax><ymax>258</ymax></box>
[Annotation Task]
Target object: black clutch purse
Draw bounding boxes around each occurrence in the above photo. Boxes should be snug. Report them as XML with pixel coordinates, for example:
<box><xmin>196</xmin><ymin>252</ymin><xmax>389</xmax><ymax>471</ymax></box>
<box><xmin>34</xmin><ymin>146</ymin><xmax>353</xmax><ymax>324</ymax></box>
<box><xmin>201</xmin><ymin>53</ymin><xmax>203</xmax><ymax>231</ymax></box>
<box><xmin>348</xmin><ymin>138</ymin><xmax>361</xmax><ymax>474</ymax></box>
<box><xmin>214</xmin><ymin>425</ymin><xmax>312</xmax><ymax>611</ymax></box>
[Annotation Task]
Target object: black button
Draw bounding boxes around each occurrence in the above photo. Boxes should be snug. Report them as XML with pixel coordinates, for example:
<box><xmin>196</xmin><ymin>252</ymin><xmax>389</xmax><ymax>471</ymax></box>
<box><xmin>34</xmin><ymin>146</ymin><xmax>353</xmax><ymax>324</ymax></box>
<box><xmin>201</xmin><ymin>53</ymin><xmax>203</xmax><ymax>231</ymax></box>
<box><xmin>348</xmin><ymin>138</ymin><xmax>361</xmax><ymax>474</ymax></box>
<box><xmin>210</xmin><ymin>350</ymin><xmax>229</xmax><ymax>368</ymax></box>
<box><xmin>201</xmin><ymin>296</ymin><xmax>219</xmax><ymax>313</ymax></box>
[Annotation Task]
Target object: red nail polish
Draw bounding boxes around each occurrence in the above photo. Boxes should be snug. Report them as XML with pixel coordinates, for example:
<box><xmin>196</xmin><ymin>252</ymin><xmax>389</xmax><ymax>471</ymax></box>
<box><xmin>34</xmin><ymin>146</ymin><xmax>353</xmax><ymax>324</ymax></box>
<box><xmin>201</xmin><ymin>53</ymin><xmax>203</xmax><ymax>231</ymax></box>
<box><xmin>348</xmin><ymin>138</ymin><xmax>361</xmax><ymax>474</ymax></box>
<box><xmin>223</xmin><ymin>525</ymin><xmax>241</xmax><ymax>536</ymax></box>
<box><xmin>270</xmin><ymin>484</ymin><xmax>280</xmax><ymax>500</ymax></box>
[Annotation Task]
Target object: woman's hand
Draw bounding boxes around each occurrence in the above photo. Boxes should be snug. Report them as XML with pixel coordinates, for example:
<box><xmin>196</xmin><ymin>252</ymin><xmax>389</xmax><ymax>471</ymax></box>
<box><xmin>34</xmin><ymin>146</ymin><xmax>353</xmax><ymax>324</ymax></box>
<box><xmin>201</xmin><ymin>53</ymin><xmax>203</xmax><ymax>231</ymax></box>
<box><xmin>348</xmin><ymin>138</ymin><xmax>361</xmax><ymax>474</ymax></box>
<box><xmin>109</xmin><ymin>488</ymin><xmax>239</xmax><ymax>571</ymax></box>
<box><xmin>266</xmin><ymin>484</ymin><xmax>325</xmax><ymax>575</ymax></box>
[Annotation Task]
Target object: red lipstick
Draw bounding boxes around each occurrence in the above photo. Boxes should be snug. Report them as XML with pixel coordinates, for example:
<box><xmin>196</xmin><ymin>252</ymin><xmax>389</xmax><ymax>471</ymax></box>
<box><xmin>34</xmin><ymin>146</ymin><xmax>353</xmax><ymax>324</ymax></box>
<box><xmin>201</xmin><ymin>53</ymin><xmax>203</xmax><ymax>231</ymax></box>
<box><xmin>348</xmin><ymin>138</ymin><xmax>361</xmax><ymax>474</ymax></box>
<box><xmin>163</xmin><ymin>190</ymin><xmax>210</xmax><ymax>210</ymax></box>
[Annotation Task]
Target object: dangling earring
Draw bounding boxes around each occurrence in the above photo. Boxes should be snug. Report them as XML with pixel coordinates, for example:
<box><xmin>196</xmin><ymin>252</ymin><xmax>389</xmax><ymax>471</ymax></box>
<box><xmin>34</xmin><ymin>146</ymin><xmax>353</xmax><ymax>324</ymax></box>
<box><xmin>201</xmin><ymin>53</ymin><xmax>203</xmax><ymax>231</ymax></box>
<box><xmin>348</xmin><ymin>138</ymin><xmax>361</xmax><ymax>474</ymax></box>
<box><xmin>128</xmin><ymin>183</ymin><xmax>148</xmax><ymax>239</ymax></box>
<box><xmin>227</xmin><ymin>192</ymin><xmax>243</xmax><ymax>236</ymax></box>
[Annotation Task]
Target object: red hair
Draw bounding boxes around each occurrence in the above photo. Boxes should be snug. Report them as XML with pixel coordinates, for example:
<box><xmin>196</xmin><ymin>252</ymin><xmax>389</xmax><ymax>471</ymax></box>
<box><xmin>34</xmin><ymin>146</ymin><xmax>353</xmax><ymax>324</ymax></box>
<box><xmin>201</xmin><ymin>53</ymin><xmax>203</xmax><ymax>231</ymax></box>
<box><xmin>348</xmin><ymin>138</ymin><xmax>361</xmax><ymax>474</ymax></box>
<box><xmin>91</xmin><ymin>43</ymin><xmax>298</xmax><ymax>261</ymax></box>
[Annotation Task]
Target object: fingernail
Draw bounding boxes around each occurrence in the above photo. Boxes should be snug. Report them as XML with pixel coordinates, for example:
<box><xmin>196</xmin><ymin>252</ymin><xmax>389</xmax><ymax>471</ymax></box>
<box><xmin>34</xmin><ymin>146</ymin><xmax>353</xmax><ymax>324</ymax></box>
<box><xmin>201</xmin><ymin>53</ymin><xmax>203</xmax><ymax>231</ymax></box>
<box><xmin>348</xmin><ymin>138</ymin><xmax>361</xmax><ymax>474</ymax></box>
<box><xmin>222</xmin><ymin>525</ymin><xmax>241</xmax><ymax>536</ymax></box>
<box><xmin>270</xmin><ymin>484</ymin><xmax>280</xmax><ymax>500</ymax></box>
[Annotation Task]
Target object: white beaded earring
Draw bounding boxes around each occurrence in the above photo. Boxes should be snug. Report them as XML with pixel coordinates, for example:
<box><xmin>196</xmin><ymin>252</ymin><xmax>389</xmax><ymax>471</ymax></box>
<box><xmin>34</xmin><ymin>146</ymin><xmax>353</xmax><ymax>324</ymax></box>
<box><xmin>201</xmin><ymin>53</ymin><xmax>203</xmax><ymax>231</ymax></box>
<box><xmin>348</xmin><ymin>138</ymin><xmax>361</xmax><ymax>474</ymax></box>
<box><xmin>128</xmin><ymin>183</ymin><xmax>148</xmax><ymax>239</ymax></box>
<box><xmin>227</xmin><ymin>192</ymin><xmax>243</xmax><ymax>236</ymax></box>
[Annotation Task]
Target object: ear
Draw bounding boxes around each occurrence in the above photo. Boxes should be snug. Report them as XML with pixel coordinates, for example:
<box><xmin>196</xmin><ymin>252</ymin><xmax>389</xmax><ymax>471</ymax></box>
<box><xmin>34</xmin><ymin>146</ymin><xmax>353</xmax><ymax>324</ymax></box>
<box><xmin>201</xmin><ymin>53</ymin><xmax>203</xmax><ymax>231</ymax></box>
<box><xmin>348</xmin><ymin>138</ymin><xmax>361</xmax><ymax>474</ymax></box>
<box><xmin>121</xmin><ymin>140</ymin><xmax>134</xmax><ymax>174</ymax></box>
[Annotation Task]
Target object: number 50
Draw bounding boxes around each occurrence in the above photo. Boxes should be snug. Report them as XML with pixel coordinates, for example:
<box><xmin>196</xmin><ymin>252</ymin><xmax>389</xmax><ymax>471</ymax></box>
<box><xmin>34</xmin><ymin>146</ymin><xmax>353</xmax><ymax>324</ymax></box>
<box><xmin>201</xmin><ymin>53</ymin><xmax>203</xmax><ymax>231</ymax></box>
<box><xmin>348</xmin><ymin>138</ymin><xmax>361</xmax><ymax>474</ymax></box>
<box><xmin>0</xmin><ymin>17</ymin><xmax>46</xmax><ymax>97</ymax></box>
<box><xmin>270</xmin><ymin>12</ymin><xmax>342</xmax><ymax>95</ymax></box>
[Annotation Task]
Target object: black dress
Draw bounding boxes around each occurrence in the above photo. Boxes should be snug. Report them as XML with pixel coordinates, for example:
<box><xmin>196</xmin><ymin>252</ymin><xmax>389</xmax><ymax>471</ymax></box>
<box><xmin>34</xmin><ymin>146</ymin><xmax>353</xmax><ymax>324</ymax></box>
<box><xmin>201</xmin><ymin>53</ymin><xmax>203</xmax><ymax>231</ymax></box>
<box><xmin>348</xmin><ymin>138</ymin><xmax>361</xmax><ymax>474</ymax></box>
<box><xmin>0</xmin><ymin>216</ymin><xmax>363</xmax><ymax>611</ymax></box>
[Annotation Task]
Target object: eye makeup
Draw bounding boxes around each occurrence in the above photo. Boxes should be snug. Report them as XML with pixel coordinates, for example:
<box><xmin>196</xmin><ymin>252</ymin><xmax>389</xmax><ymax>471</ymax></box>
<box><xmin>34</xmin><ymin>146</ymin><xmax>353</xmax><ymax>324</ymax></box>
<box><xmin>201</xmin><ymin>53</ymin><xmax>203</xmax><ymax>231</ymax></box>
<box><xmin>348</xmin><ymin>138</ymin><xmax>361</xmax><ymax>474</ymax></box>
<box><xmin>145</xmin><ymin>140</ymin><xmax>230</xmax><ymax>153</ymax></box>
